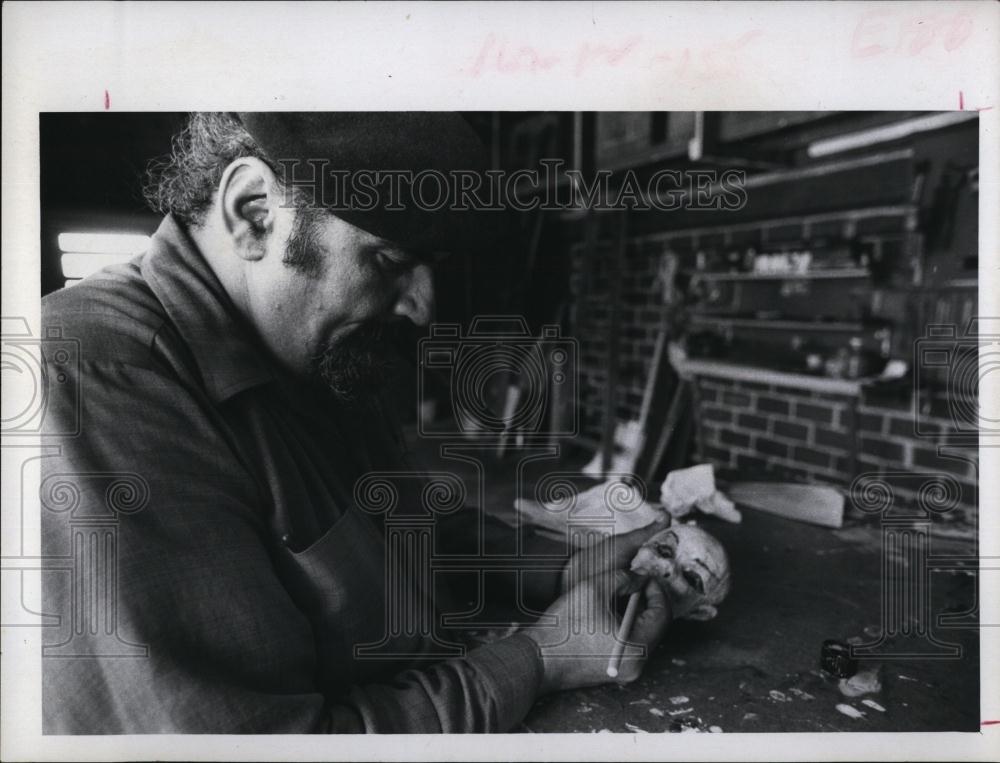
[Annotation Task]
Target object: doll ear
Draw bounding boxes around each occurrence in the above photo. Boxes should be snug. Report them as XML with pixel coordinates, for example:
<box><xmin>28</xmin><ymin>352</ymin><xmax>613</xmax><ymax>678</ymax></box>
<box><xmin>684</xmin><ymin>603</ymin><xmax>718</xmax><ymax>621</ymax></box>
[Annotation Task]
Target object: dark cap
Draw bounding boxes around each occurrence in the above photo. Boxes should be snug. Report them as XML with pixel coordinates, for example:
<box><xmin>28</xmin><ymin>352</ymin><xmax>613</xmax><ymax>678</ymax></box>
<box><xmin>237</xmin><ymin>112</ymin><xmax>497</xmax><ymax>258</ymax></box>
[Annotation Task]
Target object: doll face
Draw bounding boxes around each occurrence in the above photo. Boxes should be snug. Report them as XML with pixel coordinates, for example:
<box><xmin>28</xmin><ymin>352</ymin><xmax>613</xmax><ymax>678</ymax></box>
<box><xmin>629</xmin><ymin>524</ymin><xmax>730</xmax><ymax>621</ymax></box>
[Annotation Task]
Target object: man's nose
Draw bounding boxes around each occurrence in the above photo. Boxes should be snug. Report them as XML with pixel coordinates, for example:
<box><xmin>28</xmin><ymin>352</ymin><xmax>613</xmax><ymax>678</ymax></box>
<box><xmin>393</xmin><ymin>263</ymin><xmax>435</xmax><ymax>327</ymax></box>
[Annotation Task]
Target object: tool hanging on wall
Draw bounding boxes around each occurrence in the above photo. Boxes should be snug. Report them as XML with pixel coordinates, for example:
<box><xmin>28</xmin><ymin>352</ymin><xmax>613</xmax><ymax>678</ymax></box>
<box><xmin>583</xmin><ymin>246</ymin><xmax>689</xmax><ymax>488</ymax></box>
<box><xmin>619</xmin><ymin>251</ymin><xmax>680</xmax><ymax>480</ymax></box>
<box><xmin>599</xmin><ymin>211</ymin><xmax>629</xmax><ymax>476</ymax></box>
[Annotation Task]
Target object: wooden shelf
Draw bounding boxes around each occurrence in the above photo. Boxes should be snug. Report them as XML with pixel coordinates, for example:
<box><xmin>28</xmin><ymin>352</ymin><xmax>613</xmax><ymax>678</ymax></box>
<box><xmin>689</xmin><ymin>316</ymin><xmax>866</xmax><ymax>332</ymax></box>
<box><xmin>676</xmin><ymin>357</ymin><xmax>866</xmax><ymax>396</ymax></box>
<box><xmin>689</xmin><ymin>268</ymin><xmax>870</xmax><ymax>282</ymax></box>
<box><xmin>630</xmin><ymin>205</ymin><xmax>917</xmax><ymax>247</ymax></box>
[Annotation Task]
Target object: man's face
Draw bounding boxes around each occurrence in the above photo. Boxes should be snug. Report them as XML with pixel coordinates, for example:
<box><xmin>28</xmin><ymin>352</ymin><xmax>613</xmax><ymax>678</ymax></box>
<box><xmin>244</xmin><ymin>205</ymin><xmax>434</xmax><ymax>399</ymax></box>
<box><xmin>629</xmin><ymin>524</ymin><xmax>730</xmax><ymax>621</ymax></box>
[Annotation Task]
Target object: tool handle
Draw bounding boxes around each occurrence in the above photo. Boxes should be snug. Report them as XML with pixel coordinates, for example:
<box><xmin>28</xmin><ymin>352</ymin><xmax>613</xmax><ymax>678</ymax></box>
<box><xmin>606</xmin><ymin>590</ymin><xmax>641</xmax><ymax>678</ymax></box>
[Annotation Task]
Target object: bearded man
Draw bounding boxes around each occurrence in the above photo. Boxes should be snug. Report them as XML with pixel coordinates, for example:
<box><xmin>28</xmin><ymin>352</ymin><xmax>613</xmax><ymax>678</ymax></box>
<box><xmin>39</xmin><ymin>112</ymin><xmax>676</xmax><ymax>733</ymax></box>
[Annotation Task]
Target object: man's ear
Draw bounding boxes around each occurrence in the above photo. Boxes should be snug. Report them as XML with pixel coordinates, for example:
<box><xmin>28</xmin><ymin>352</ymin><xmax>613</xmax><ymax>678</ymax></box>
<box><xmin>218</xmin><ymin>158</ymin><xmax>279</xmax><ymax>262</ymax></box>
<box><xmin>683</xmin><ymin>603</ymin><xmax>717</xmax><ymax>622</ymax></box>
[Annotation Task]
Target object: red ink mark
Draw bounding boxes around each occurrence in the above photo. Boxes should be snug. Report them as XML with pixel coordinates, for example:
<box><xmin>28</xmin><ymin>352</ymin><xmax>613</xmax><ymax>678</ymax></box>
<box><xmin>982</xmin><ymin>720</ymin><xmax>1000</xmax><ymax>726</ymax></box>
<box><xmin>853</xmin><ymin>11</ymin><xmax>973</xmax><ymax>59</ymax></box>
<box><xmin>468</xmin><ymin>34</ymin><xmax>560</xmax><ymax>77</ymax></box>
<box><xmin>574</xmin><ymin>36</ymin><xmax>642</xmax><ymax>76</ymax></box>
<box><xmin>943</xmin><ymin>14</ymin><xmax>974</xmax><ymax>51</ymax></box>
<box><xmin>960</xmin><ymin>91</ymin><xmax>995</xmax><ymax>112</ymax></box>
<box><xmin>851</xmin><ymin>10</ymin><xmax>892</xmax><ymax>58</ymax></box>
<box><xmin>104</xmin><ymin>90</ymin><xmax>110</xmax><ymax>110</ymax></box>
<box><xmin>735</xmin><ymin>30</ymin><xmax>764</xmax><ymax>48</ymax></box>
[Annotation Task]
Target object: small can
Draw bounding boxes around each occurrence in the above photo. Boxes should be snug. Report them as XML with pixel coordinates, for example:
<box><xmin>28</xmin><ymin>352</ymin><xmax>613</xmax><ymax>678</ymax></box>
<box><xmin>820</xmin><ymin>639</ymin><xmax>858</xmax><ymax>678</ymax></box>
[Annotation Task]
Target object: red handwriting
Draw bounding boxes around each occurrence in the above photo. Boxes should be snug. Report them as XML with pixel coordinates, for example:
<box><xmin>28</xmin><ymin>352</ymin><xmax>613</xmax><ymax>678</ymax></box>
<box><xmin>852</xmin><ymin>10</ymin><xmax>974</xmax><ymax>58</ymax></box>
<box><xmin>466</xmin><ymin>32</ymin><xmax>763</xmax><ymax>81</ymax></box>
<box><xmin>574</xmin><ymin>36</ymin><xmax>642</xmax><ymax>76</ymax></box>
<box><xmin>104</xmin><ymin>90</ymin><xmax>110</xmax><ymax>110</ymax></box>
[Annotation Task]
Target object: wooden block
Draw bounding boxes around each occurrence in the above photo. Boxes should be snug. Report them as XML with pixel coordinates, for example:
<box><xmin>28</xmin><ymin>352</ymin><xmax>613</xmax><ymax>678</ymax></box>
<box><xmin>728</xmin><ymin>482</ymin><xmax>844</xmax><ymax>528</ymax></box>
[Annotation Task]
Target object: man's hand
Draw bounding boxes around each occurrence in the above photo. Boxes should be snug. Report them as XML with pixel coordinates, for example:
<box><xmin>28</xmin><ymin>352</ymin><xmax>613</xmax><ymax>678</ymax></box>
<box><xmin>523</xmin><ymin>571</ymin><xmax>671</xmax><ymax>694</ymax></box>
<box><xmin>560</xmin><ymin>520</ymin><xmax>670</xmax><ymax>593</ymax></box>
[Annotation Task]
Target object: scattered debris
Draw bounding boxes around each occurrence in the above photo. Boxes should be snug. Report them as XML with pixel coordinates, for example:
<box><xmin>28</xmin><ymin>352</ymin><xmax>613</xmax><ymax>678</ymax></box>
<box><xmin>861</xmin><ymin>699</ymin><xmax>886</xmax><ymax>713</ymax></box>
<box><xmin>836</xmin><ymin>703</ymin><xmax>866</xmax><ymax>719</ymax></box>
<box><xmin>669</xmin><ymin>707</ymin><xmax>694</xmax><ymax>716</ymax></box>
<box><xmin>625</xmin><ymin>722</ymin><xmax>648</xmax><ymax>733</ymax></box>
<box><xmin>661</xmin><ymin>464</ymin><xmax>741</xmax><ymax>523</ymax></box>
<box><xmin>789</xmin><ymin>688</ymin><xmax>815</xmax><ymax>701</ymax></box>
<box><xmin>671</xmin><ymin>658</ymin><xmax>687</xmax><ymax>667</ymax></box>
<box><xmin>668</xmin><ymin>695</ymin><xmax>690</xmax><ymax>705</ymax></box>
<box><xmin>769</xmin><ymin>689</ymin><xmax>791</xmax><ymax>702</ymax></box>
<box><xmin>577</xmin><ymin>705</ymin><xmax>593</xmax><ymax>714</ymax></box>
<box><xmin>742</xmin><ymin>712</ymin><xmax>758</xmax><ymax>722</ymax></box>
<box><xmin>839</xmin><ymin>664</ymin><xmax>882</xmax><ymax>697</ymax></box>
<box><xmin>863</xmin><ymin>625</ymin><xmax>881</xmax><ymax>639</ymax></box>
<box><xmin>898</xmin><ymin>674</ymin><xmax>917</xmax><ymax>682</ymax></box>
<box><xmin>649</xmin><ymin>708</ymin><xmax>665</xmax><ymax>717</ymax></box>
<box><xmin>669</xmin><ymin>716</ymin><xmax>705</xmax><ymax>733</ymax></box>
<box><xmin>709</xmin><ymin>725</ymin><xmax>723</xmax><ymax>733</ymax></box>
<box><xmin>629</xmin><ymin>699</ymin><xmax>652</xmax><ymax>706</ymax></box>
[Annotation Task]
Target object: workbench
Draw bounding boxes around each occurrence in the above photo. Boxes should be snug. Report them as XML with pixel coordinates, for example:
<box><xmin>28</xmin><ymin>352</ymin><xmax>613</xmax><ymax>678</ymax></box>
<box><xmin>410</xmin><ymin>441</ymin><xmax>979</xmax><ymax>733</ymax></box>
<box><xmin>517</xmin><ymin>509</ymin><xmax>979</xmax><ymax>734</ymax></box>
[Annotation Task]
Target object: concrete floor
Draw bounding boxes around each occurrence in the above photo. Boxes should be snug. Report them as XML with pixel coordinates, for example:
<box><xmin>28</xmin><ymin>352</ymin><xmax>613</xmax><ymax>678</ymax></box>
<box><xmin>408</xmin><ymin>438</ymin><xmax>980</xmax><ymax>733</ymax></box>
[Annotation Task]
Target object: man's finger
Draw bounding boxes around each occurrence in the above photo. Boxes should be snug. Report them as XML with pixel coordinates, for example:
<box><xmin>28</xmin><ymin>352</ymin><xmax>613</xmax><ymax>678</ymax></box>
<box><xmin>629</xmin><ymin>579</ymin><xmax>672</xmax><ymax>646</ymax></box>
<box><xmin>642</xmin><ymin>577</ymin><xmax>669</xmax><ymax>611</ymax></box>
<box><xmin>611</xmin><ymin>569</ymin><xmax>643</xmax><ymax>596</ymax></box>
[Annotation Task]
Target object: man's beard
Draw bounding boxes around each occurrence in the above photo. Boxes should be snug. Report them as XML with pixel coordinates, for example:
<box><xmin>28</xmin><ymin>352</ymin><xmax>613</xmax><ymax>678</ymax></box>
<box><xmin>310</xmin><ymin>323</ymin><xmax>398</xmax><ymax>401</ymax></box>
<box><xmin>283</xmin><ymin>208</ymin><xmax>399</xmax><ymax>401</ymax></box>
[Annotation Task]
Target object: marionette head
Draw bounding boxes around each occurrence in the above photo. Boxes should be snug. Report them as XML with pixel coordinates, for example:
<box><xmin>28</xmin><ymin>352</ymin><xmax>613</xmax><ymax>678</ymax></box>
<box><xmin>629</xmin><ymin>523</ymin><xmax>730</xmax><ymax>621</ymax></box>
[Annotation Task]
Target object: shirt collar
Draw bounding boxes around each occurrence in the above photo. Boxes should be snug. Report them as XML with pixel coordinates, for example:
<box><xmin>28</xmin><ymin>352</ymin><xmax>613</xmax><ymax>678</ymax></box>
<box><xmin>141</xmin><ymin>215</ymin><xmax>277</xmax><ymax>403</ymax></box>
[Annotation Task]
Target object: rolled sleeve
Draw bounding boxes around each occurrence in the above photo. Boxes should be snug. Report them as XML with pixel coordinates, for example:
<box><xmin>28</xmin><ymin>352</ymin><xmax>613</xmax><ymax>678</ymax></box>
<box><xmin>340</xmin><ymin>634</ymin><xmax>543</xmax><ymax>733</ymax></box>
<box><xmin>463</xmin><ymin>633</ymin><xmax>544</xmax><ymax>731</ymax></box>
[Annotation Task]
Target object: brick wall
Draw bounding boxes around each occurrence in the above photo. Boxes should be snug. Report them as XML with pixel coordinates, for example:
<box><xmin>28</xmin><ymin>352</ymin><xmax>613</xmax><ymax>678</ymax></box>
<box><xmin>692</xmin><ymin>372</ymin><xmax>978</xmax><ymax>534</ymax></box>
<box><xmin>564</xmin><ymin>123</ymin><xmax>978</xmax><ymax>536</ymax></box>
<box><xmin>567</xmin><ymin>219</ymin><xmax>978</xmax><ymax>536</ymax></box>
<box><xmin>569</xmin><ymin>210</ymin><xmax>914</xmax><ymax>443</ymax></box>
<box><xmin>696</xmin><ymin>377</ymin><xmax>857</xmax><ymax>484</ymax></box>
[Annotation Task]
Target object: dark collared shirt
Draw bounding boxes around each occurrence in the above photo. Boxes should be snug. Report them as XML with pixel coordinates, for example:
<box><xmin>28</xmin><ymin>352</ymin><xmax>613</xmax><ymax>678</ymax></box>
<box><xmin>40</xmin><ymin>215</ymin><xmax>542</xmax><ymax>733</ymax></box>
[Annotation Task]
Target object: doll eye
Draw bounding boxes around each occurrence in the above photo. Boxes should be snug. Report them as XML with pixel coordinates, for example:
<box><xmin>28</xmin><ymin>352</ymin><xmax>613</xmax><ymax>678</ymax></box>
<box><xmin>655</xmin><ymin>543</ymin><xmax>675</xmax><ymax>559</ymax></box>
<box><xmin>682</xmin><ymin>568</ymin><xmax>705</xmax><ymax>593</ymax></box>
